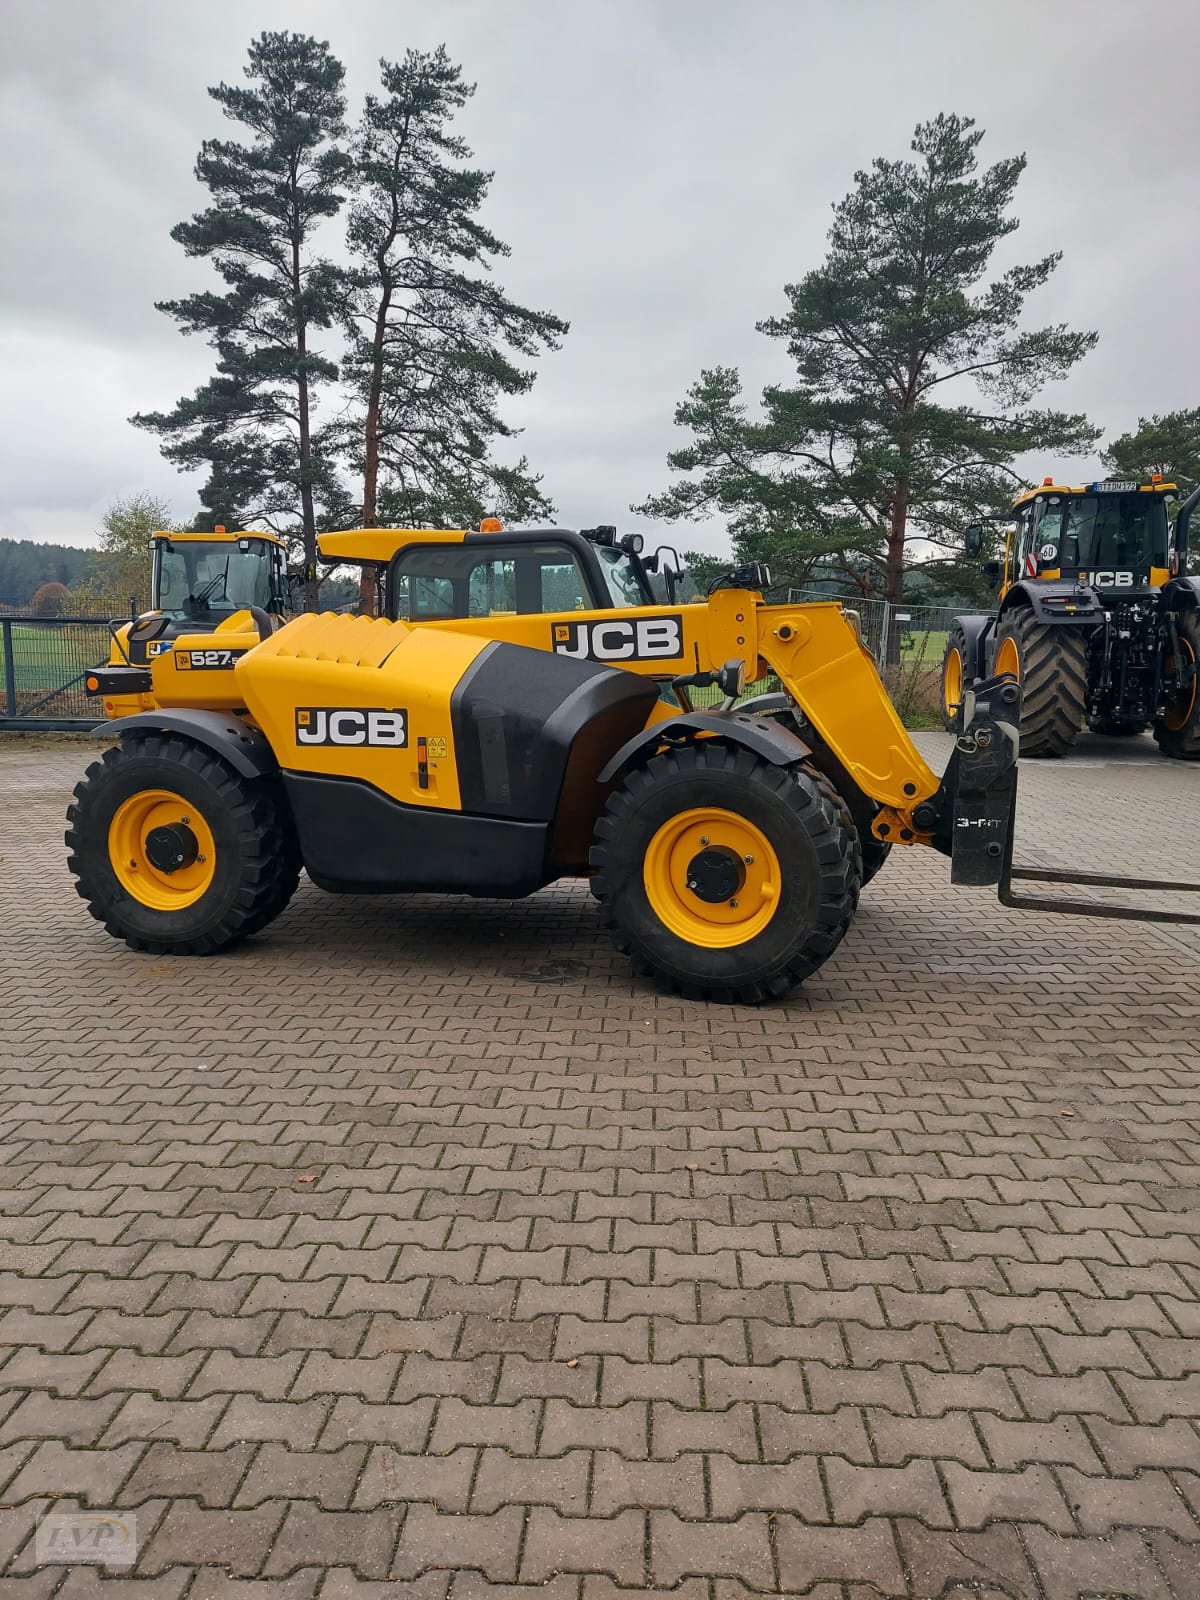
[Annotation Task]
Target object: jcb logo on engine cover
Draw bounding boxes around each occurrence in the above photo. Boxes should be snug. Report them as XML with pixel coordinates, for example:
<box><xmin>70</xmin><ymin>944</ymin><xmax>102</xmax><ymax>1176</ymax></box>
<box><xmin>551</xmin><ymin>615</ymin><xmax>684</xmax><ymax>661</ymax></box>
<box><xmin>175</xmin><ymin>648</ymin><xmax>245</xmax><ymax>671</ymax></box>
<box><xmin>1079</xmin><ymin>571</ymin><xmax>1135</xmax><ymax>588</ymax></box>
<box><xmin>295</xmin><ymin>708</ymin><xmax>408</xmax><ymax>747</ymax></box>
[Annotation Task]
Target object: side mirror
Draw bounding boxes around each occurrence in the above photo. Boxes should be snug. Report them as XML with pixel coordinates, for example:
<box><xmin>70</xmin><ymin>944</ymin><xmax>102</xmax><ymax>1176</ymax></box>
<box><xmin>981</xmin><ymin>559</ymin><xmax>1003</xmax><ymax>589</ymax></box>
<box><xmin>964</xmin><ymin>524</ymin><xmax>984</xmax><ymax>559</ymax></box>
<box><xmin>651</xmin><ymin>545</ymin><xmax>684</xmax><ymax>603</ymax></box>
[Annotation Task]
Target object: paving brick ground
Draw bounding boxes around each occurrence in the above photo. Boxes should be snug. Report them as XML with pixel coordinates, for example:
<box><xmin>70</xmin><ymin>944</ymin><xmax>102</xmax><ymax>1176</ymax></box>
<box><xmin>0</xmin><ymin>730</ymin><xmax>1198</xmax><ymax>1598</ymax></box>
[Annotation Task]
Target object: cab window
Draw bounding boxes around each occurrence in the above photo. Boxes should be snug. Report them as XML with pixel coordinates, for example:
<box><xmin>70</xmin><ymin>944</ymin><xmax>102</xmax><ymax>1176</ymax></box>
<box><xmin>1008</xmin><ymin>505</ymin><xmax>1034</xmax><ymax>580</ymax></box>
<box><xmin>596</xmin><ymin>546</ymin><xmax>650</xmax><ymax>607</ymax></box>
<box><xmin>391</xmin><ymin>541</ymin><xmax>595</xmax><ymax>620</ymax></box>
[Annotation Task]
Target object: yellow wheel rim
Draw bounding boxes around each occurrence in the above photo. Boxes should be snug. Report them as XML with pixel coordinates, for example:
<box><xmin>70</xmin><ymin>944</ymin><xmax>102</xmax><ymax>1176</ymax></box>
<box><xmin>996</xmin><ymin>635</ymin><xmax>1021</xmax><ymax>680</ymax></box>
<box><xmin>643</xmin><ymin>807</ymin><xmax>781</xmax><ymax>950</ymax></box>
<box><xmin>943</xmin><ymin>646</ymin><xmax>963</xmax><ymax>716</ymax></box>
<box><xmin>109</xmin><ymin>789</ymin><xmax>217</xmax><ymax>911</ymax></box>
<box><xmin>1163</xmin><ymin>637</ymin><xmax>1197</xmax><ymax>732</ymax></box>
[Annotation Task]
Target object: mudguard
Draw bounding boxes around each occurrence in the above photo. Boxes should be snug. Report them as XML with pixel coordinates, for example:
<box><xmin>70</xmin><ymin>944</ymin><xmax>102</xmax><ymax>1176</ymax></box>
<box><xmin>949</xmin><ymin>614</ymin><xmax>994</xmax><ymax>678</ymax></box>
<box><xmin>99</xmin><ymin>709</ymin><xmax>278</xmax><ymax>781</ymax></box>
<box><xmin>1001</xmin><ymin>580</ymin><xmax>1104</xmax><ymax>625</ymax></box>
<box><xmin>597</xmin><ymin>708</ymin><xmax>811</xmax><ymax>784</ymax></box>
<box><xmin>1162</xmin><ymin>576</ymin><xmax>1200</xmax><ymax>611</ymax></box>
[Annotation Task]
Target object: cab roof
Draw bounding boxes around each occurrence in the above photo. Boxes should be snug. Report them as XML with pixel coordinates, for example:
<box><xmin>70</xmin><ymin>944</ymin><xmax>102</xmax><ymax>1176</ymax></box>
<box><xmin>1012</xmin><ymin>479</ymin><xmax>1176</xmax><ymax>509</ymax></box>
<box><xmin>318</xmin><ymin>528</ymin><xmax>470</xmax><ymax>563</ymax></box>
<box><xmin>152</xmin><ymin>529</ymin><xmax>288</xmax><ymax>547</ymax></box>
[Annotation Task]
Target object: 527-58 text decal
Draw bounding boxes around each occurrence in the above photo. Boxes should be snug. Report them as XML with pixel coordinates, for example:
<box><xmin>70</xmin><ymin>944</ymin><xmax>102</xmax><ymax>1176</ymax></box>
<box><xmin>174</xmin><ymin>648</ymin><xmax>246</xmax><ymax>670</ymax></box>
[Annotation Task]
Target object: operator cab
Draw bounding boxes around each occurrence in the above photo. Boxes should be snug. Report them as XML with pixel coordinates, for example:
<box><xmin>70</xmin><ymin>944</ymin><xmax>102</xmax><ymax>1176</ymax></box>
<box><xmin>317</xmin><ymin>522</ymin><xmax>689</xmax><ymax>622</ymax></box>
<box><xmin>971</xmin><ymin>478</ymin><xmax>1177</xmax><ymax>602</ymax></box>
<box><xmin>153</xmin><ymin>531</ymin><xmax>291</xmax><ymax>624</ymax></box>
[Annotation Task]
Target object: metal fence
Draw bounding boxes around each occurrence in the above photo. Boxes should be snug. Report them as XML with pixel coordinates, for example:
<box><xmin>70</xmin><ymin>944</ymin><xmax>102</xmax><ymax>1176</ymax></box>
<box><xmin>0</xmin><ymin>616</ymin><xmax>115</xmax><ymax>731</ymax></box>
<box><xmin>786</xmin><ymin>587</ymin><xmax>969</xmax><ymax>669</ymax></box>
<box><xmin>783</xmin><ymin>588</ymin><xmax>981</xmax><ymax>725</ymax></box>
<box><xmin>0</xmin><ymin>592</ymin><xmax>983</xmax><ymax>735</ymax></box>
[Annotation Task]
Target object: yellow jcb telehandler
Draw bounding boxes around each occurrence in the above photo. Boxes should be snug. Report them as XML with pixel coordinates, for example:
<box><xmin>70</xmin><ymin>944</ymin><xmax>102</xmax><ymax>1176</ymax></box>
<box><xmin>85</xmin><ymin>528</ymin><xmax>292</xmax><ymax>720</ymax></box>
<box><xmin>65</xmin><ymin>523</ymin><xmax>1200</xmax><ymax>1003</ymax></box>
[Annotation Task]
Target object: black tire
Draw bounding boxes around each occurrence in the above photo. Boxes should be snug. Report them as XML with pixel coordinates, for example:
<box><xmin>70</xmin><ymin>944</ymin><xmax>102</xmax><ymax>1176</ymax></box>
<box><xmin>589</xmin><ymin>743</ymin><xmax>860</xmax><ymax>1004</ymax></box>
<box><xmin>1088</xmin><ymin>714</ymin><xmax>1148</xmax><ymax>737</ymax></box>
<box><xmin>756</xmin><ymin>704</ymin><xmax>887</xmax><ymax>888</ymax></box>
<box><xmin>940</xmin><ymin>626</ymin><xmax>971</xmax><ymax>732</ymax></box>
<box><xmin>1154</xmin><ymin>608</ymin><xmax>1200</xmax><ymax>760</ymax></box>
<box><xmin>997</xmin><ymin>606</ymin><xmax>1087</xmax><ymax>758</ymax></box>
<box><xmin>65</xmin><ymin>735</ymin><xmax>299</xmax><ymax>954</ymax></box>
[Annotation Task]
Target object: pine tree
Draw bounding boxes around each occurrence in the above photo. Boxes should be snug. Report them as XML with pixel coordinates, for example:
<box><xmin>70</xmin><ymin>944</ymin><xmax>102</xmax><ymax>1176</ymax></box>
<box><xmin>1103</xmin><ymin>408</ymin><xmax>1200</xmax><ymax>495</ymax></box>
<box><xmin>639</xmin><ymin>114</ymin><xmax>1099</xmax><ymax>609</ymax></box>
<box><xmin>342</xmin><ymin>48</ymin><xmax>568</xmax><ymax>607</ymax></box>
<box><xmin>132</xmin><ymin>32</ymin><xmax>352</xmax><ymax>610</ymax></box>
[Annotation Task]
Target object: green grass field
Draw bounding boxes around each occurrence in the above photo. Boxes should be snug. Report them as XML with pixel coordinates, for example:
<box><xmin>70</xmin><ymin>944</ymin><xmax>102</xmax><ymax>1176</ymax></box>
<box><xmin>2</xmin><ymin>622</ymin><xmax>110</xmax><ymax>714</ymax></box>
<box><xmin>899</xmin><ymin>627</ymin><xmax>949</xmax><ymax>662</ymax></box>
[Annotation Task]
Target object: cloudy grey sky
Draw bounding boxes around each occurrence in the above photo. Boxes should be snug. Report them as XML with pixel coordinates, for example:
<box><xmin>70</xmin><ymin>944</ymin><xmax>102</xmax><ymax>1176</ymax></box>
<box><xmin>3</xmin><ymin>0</ymin><xmax>1198</xmax><ymax>554</ymax></box>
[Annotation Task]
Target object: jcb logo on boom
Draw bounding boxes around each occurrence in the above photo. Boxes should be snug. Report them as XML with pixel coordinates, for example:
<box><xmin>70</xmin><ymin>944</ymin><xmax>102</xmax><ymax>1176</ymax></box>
<box><xmin>551</xmin><ymin>615</ymin><xmax>684</xmax><ymax>661</ymax></box>
<box><xmin>1079</xmin><ymin>571</ymin><xmax>1135</xmax><ymax>588</ymax></box>
<box><xmin>175</xmin><ymin>648</ymin><xmax>245</xmax><ymax>670</ymax></box>
<box><xmin>295</xmin><ymin>708</ymin><xmax>408</xmax><ymax>747</ymax></box>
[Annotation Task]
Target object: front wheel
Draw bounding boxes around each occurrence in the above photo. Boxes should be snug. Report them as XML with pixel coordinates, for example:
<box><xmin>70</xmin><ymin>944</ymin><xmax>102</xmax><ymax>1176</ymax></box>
<box><xmin>66</xmin><ymin>735</ymin><xmax>299</xmax><ymax>954</ymax></box>
<box><xmin>940</xmin><ymin>626</ymin><xmax>971</xmax><ymax>732</ymax></box>
<box><xmin>1154</xmin><ymin>609</ymin><xmax>1200</xmax><ymax>760</ymax></box>
<box><xmin>589</xmin><ymin>744</ymin><xmax>860</xmax><ymax>1004</ymax></box>
<box><xmin>995</xmin><ymin>607</ymin><xmax>1087</xmax><ymax>758</ymax></box>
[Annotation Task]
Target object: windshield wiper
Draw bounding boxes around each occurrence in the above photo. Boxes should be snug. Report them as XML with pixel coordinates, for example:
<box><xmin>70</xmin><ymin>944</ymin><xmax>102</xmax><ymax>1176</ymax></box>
<box><xmin>187</xmin><ymin>562</ymin><xmax>230</xmax><ymax>613</ymax></box>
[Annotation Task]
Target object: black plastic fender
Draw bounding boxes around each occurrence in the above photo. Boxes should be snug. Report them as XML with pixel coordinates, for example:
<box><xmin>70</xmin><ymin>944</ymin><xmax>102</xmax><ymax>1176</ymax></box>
<box><xmin>597</xmin><ymin>708</ymin><xmax>811</xmax><ymax>785</ymax></box>
<box><xmin>949</xmin><ymin>614</ymin><xmax>994</xmax><ymax>678</ymax></box>
<box><xmin>98</xmin><ymin>709</ymin><xmax>278</xmax><ymax>781</ymax></box>
<box><xmin>1161</xmin><ymin>576</ymin><xmax>1200</xmax><ymax>612</ymax></box>
<box><xmin>1001</xmin><ymin>580</ymin><xmax>1105</xmax><ymax>625</ymax></box>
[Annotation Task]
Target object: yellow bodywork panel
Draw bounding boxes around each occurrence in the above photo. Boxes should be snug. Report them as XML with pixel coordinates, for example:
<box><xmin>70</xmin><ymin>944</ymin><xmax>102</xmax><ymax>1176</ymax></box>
<box><xmin>416</xmin><ymin>588</ymin><xmax>759</xmax><ymax>676</ymax></box>
<box><xmin>149</xmin><ymin>612</ymin><xmax>263</xmax><ymax>711</ymax></box>
<box><xmin>417</xmin><ymin>591</ymin><xmax>938</xmax><ymax>811</ymax></box>
<box><xmin>318</xmin><ymin>528</ymin><xmax>469</xmax><ymax>565</ymax></box>
<box><xmin>756</xmin><ymin>605</ymin><xmax>940</xmax><ymax>807</ymax></box>
<box><xmin>234</xmin><ymin>611</ymin><xmax>489</xmax><ymax>811</ymax></box>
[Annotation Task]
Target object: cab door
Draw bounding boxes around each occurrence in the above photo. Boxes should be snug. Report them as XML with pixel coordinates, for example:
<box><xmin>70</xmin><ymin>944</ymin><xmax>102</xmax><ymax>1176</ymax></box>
<box><xmin>1002</xmin><ymin>504</ymin><xmax>1035</xmax><ymax>600</ymax></box>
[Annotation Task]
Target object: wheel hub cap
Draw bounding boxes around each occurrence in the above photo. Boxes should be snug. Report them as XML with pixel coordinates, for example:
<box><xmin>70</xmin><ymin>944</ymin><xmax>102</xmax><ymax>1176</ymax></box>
<box><xmin>685</xmin><ymin>847</ymin><xmax>743</xmax><ymax>904</ymax></box>
<box><xmin>144</xmin><ymin>822</ymin><xmax>199</xmax><ymax>875</ymax></box>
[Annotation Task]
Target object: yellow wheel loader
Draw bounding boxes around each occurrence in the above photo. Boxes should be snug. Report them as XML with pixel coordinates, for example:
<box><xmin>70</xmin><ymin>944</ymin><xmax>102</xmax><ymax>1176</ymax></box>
<box><xmin>65</xmin><ymin>524</ymin><xmax>1200</xmax><ymax>1003</ymax></box>
<box><xmin>85</xmin><ymin>528</ymin><xmax>292</xmax><ymax>720</ymax></box>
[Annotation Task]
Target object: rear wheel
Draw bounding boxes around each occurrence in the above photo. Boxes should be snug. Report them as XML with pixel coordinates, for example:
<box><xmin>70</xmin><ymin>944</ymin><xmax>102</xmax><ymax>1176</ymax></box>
<box><xmin>589</xmin><ymin>743</ymin><xmax>860</xmax><ymax>1004</ymax></box>
<box><xmin>940</xmin><ymin>626</ymin><xmax>970</xmax><ymax>732</ymax></box>
<box><xmin>995</xmin><ymin>606</ymin><xmax>1087</xmax><ymax>758</ymax></box>
<box><xmin>1154</xmin><ymin>609</ymin><xmax>1200</xmax><ymax>760</ymax></box>
<box><xmin>66</xmin><ymin>736</ymin><xmax>299</xmax><ymax>953</ymax></box>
